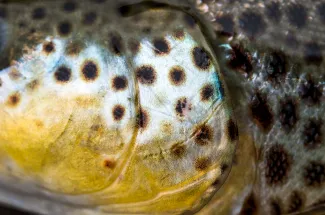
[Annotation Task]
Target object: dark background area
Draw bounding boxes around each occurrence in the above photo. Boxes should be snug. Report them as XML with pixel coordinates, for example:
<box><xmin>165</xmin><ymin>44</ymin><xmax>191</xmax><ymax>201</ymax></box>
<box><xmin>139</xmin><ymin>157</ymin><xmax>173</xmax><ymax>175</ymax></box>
<box><xmin>0</xmin><ymin>204</ymin><xmax>33</xmax><ymax>215</ymax></box>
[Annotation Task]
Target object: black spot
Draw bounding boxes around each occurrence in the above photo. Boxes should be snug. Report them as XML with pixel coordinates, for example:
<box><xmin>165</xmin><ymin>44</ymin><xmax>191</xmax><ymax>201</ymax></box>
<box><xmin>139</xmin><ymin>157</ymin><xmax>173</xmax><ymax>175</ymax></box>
<box><xmin>128</xmin><ymin>39</ymin><xmax>140</xmax><ymax>54</ymax></box>
<box><xmin>195</xmin><ymin>157</ymin><xmax>210</xmax><ymax>171</ymax></box>
<box><xmin>169</xmin><ymin>66</ymin><xmax>186</xmax><ymax>86</ymax></box>
<box><xmin>239</xmin><ymin>193</ymin><xmax>258</xmax><ymax>215</ymax></box>
<box><xmin>228</xmin><ymin>45</ymin><xmax>253</xmax><ymax>75</ymax></box>
<box><xmin>265</xmin><ymin>1</ymin><xmax>282</xmax><ymax>23</ymax></box>
<box><xmin>136</xmin><ymin>65</ymin><xmax>156</xmax><ymax>85</ymax></box>
<box><xmin>303</xmin><ymin>119</ymin><xmax>322</xmax><ymax>149</ymax></box>
<box><xmin>112</xmin><ymin>75</ymin><xmax>128</xmax><ymax>91</ymax></box>
<box><xmin>192</xmin><ymin>47</ymin><xmax>211</xmax><ymax>70</ymax></box>
<box><xmin>58</xmin><ymin>21</ymin><xmax>72</xmax><ymax>36</ymax></box>
<box><xmin>136</xmin><ymin>108</ymin><xmax>149</xmax><ymax>129</ymax></box>
<box><xmin>249</xmin><ymin>92</ymin><xmax>274</xmax><ymax>131</ymax></box>
<box><xmin>238</xmin><ymin>11</ymin><xmax>266</xmax><ymax>38</ymax></box>
<box><xmin>82</xmin><ymin>11</ymin><xmax>97</xmax><ymax>25</ymax></box>
<box><xmin>200</xmin><ymin>84</ymin><xmax>214</xmax><ymax>101</ymax></box>
<box><xmin>286</xmin><ymin>3</ymin><xmax>308</xmax><ymax>29</ymax></box>
<box><xmin>0</xmin><ymin>7</ymin><xmax>7</xmax><ymax>19</ymax></box>
<box><xmin>183</xmin><ymin>14</ymin><xmax>196</xmax><ymax>28</ymax></box>
<box><xmin>279</xmin><ymin>99</ymin><xmax>298</xmax><ymax>132</ymax></box>
<box><xmin>153</xmin><ymin>38</ymin><xmax>170</xmax><ymax>55</ymax></box>
<box><xmin>270</xmin><ymin>200</ymin><xmax>282</xmax><ymax>215</ymax></box>
<box><xmin>214</xmin><ymin>14</ymin><xmax>234</xmax><ymax>36</ymax></box>
<box><xmin>265</xmin><ymin>52</ymin><xmax>287</xmax><ymax>82</ymax></box>
<box><xmin>221</xmin><ymin>164</ymin><xmax>229</xmax><ymax>174</ymax></box>
<box><xmin>303</xmin><ymin>161</ymin><xmax>325</xmax><ymax>187</ymax></box>
<box><xmin>304</xmin><ymin>42</ymin><xmax>323</xmax><ymax>66</ymax></box>
<box><xmin>227</xmin><ymin>119</ymin><xmax>239</xmax><ymax>141</ymax></box>
<box><xmin>265</xmin><ymin>144</ymin><xmax>292</xmax><ymax>185</ymax></box>
<box><xmin>54</xmin><ymin>66</ymin><xmax>71</xmax><ymax>83</ymax></box>
<box><xmin>112</xmin><ymin>105</ymin><xmax>125</xmax><ymax>121</ymax></box>
<box><xmin>298</xmin><ymin>78</ymin><xmax>322</xmax><ymax>105</ymax></box>
<box><xmin>194</xmin><ymin>125</ymin><xmax>213</xmax><ymax>146</ymax></box>
<box><xmin>109</xmin><ymin>33</ymin><xmax>124</xmax><ymax>55</ymax></box>
<box><xmin>43</xmin><ymin>41</ymin><xmax>55</xmax><ymax>53</ymax></box>
<box><xmin>32</xmin><ymin>7</ymin><xmax>46</xmax><ymax>20</ymax></box>
<box><xmin>175</xmin><ymin>97</ymin><xmax>187</xmax><ymax>117</ymax></box>
<box><xmin>63</xmin><ymin>1</ymin><xmax>77</xmax><ymax>12</ymax></box>
<box><xmin>170</xmin><ymin>143</ymin><xmax>185</xmax><ymax>158</ymax></box>
<box><xmin>287</xmin><ymin>191</ymin><xmax>304</xmax><ymax>213</ymax></box>
<box><xmin>82</xmin><ymin>60</ymin><xmax>98</xmax><ymax>81</ymax></box>
<box><xmin>7</xmin><ymin>92</ymin><xmax>21</xmax><ymax>107</ymax></box>
<box><xmin>317</xmin><ymin>2</ymin><xmax>325</xmax><ymax>24</ymax></box>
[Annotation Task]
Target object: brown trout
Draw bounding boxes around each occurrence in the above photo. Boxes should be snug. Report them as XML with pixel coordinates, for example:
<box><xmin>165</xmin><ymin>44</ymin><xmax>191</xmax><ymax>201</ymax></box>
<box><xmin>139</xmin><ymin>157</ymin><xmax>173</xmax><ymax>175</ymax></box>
<box><xmin>0</xmin><ymin>0</ymin><xmax>323</xmax><ymax>214</ymax></box>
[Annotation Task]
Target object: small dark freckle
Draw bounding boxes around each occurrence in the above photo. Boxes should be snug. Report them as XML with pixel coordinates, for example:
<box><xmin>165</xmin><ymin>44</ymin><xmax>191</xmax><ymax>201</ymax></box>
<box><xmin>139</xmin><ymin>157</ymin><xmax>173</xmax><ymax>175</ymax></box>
<box><xmin>286</xmin><ymin>3</ymin><xmax>308</xmax><ymax>29</ymax></box>
<box><xmin>7</xmin><ymin>92</ymin><xmax>21</xmax><ymax>107</ymax></box>
<box><xmin>136</xmin><ymin>108</ymin><xmax>149</xmax><ymax>129</ymax></box>
<box><xmin>169</xmin><ymin>66</ymin><xmax>185</xmax><ymax>86</ymax></box>
<box><xmin>214</xmin><ymin>14</ymin><xmax>234</xmax><ymax>36</ymax></box>
<box><xmin>58</xmin><ymin>21</ymin><xmax>72</xmax><ymax>36</ymax></box>
<box><xmin>27</xmin><ymin>80</ymin><xmax>39</xmax><ymax>90</ymax></box>
<box><xmin>66</xmin><ymin>41</ymin><xmax>84</xmax><ymax>56</ymax></box>
<box><xmin>238</xmin><ymin>11</ymin><xmax>266</xmax><ymax>38</ymax></box>
<box><xmin>63</xmin><ymin>1</ymin><xmax>77</xmax><ymax>12</ymax></box>
<box><xmin>109</xmin><ymin>33</ymin><xmax>124</xmax><ymax>55</ymax></box>
<box><xmin>298</xmin><ymin>78</ymin><xmax>322</xmax><ymax>105</ymax></box>
<box><xmin>174</xmin><ymin>29</ymin><xmax>185</xmax><ymax>40</ymax></box>
<box><xmin>103</xmin><ymin>159</ymin><xmax>116</xmax><ymax>169</ymax></box>
<box><xmin>32</xmin><ymin>7</ymin><xmax>46</xmax><ymax>20</ymax></box>
<box><xmin>200</xmin><ymin>84</ymin><xmax>214</xmax><ymax>101</ymax></box>
<box><xmin>153</xmin><ymin>38</ymin><xmax>170</xmax><ymax>55</ymax></box>
<box><xmin>221</xmin><ymin>164</ymin><xmax>229</xmax><ymax>174</ymax></box>
<box><xmin>170</xmin><ymin>143</ymin><xmax>185</xmax><ymax>158</ymax></box>
<box><xmin>184</xmin><ymin>14</ymin><xmax>196</xmax><ymax>28</ymax></box>
<box><xmin>83</xmin><ymin>11</ymin><xmax>97</xmax><ymax>25</ymax></box>
<box><xmin>304</xmin><ymin>42</ymin><xmax>323</xmax><ymax>66</ymax></box>
<box><xmin>303</xmin><ymin>119</ymin><xmax>322</xmax><ymax>149</ymax></box>
<box><xmin>136</xmin><ymin>65</ymin><xmax>156</xmax><ymax>85</ymax></box>
<box><xmin>227</xmin><ymin>119</ymin><xmax>239</xmax><ymax>141</ymax></box>
<box><xmin>0</xmin><ymin>7</ymin><xmax>7</xmax><ymax>19</ymax></box>
<box><xmin>43</xmin><ymin>41</ymin><xmax>55</xmax><ymax>53</ymax></box>
<box><xmin>265</xmin><ymin>1</ymin><xmax>282</xmax><ymax>23</ymax></box>
<box><xmin>317</xmin><ymin>2</ymin><xmax>325</xmax><ymax>24</ymax></box>
<box><xmin>194</xmin><ymin>125</ymin><xmax>213</xmax><ymax>146</ymax></box>
<box><xmin>54</xmin><ymin>66</ymin><xmax>71</xmax><ymax>83</ymax></box>
<box><xmin>175</xmin><ymin>97</ymin><xmax>188</xmax><ymax>118</ymax></box>
<box><xmin>112</xmin><ymin>75</ymin><xmax>128</xmax><ymax>91</ymax></box>
<box><xmin>112</xmin><ymin>105</ymin><xmax>125</xmax><ymax>121</ymax></box>
<box><xmin>228</xmin><ymin>45</ymin><xmax>253</xmax><ymax>75</ymax></box>
<box><xmin>142</xmin><ymin>27</ymin><xmax>152</xmax><ymax>34</ymax></box>
<box><xmin>82</xmin><ymin>60</ymin><xmax>99</xmax><ymax>81</ymax></box>
<box><xmin>279</xmin><ymin>98</ymin><xmax>298</xmax><ymax>132</ymax></box>
<box><xmin>192</xmin><ymin>47</ymin><xmax>211</xmax><ymax>70</ymax></box>
<box><xmin>195</xmin><ymin>157</ymin><xmax>210</xmax><ymax>171</ymax></box>
<box><xmin>18</xmin><ymin>21</ymin><xmax>27</xmax><ymax>29</ymax></box>
<box><xmin>211</xmin><ymin>179</ymin><xmax>220</xmax><ymax>187</ymax></box>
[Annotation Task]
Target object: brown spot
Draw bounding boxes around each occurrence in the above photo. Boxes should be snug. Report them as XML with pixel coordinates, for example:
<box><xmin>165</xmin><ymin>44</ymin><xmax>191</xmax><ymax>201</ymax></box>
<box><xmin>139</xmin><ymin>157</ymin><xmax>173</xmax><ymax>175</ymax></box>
<box><xmin>279</xmin><ymin>98</ymin><xmax>298</xmax><ymax>132</ymax></box>
<box><xmin>8</xmin><ymin>68</ymin><xmax>22</xmax><ymax>81</ymax></box>
<box><xmin>103</xmin><ymin>159</ymin><xmax>116</xmax><ymax>169</ymax></box>
<box><xmin>227</xmin><ymin>119</ymin><xmax>239</xmax><ymax>141</ymax></box>
<box><xmin>27</xmin><ymin>80</ymin><xmax>39</xmax><ymax>91</ymax></box>
<box><xmin>174</xmin><ymin>29</ymin><xmax>185</xmax><ymax>40</ymax></box>
<box><xmin>112</xmin><ymin>105</ymin><xmax>125</xmax><ymax>121</ymax></box>
<box><xmin>303</xmin><ymin>119</ymin><xmax>322</xmax><ymax>149</ymax></box>
<box><xmin>136</xmin><ymin>65</ymin><xmax>156</xmax><ymax>85</ymax></box>
<box><xmin>287</xmin><ymin>191</ymin><xmax>304</xmax><ymax>213</ymax></box>
<box><xmin>227</xmin><ymin>44</ymin><xmax>253</xmax><ymax>75</ymax></box>
<box><xmin>58</xmin><ymin>21</ymin><xmax>72</xmax><ymax>36</ymax></box>
<box><xmin>43</xmin><ymin>41</ymin><xmax>55</xmax><ymax>54</ymax></box>
<box><xmin>195</xmin><ymin>157</ymin><xmax>210</xmax><ymax>171</ymax></box>
<box><xmin>35</xmin><ymin>120</ymin><xmax>44</xmax><ymax>128</ymax></box>
<box><xmin>175</xmin><ymin>97</ymin><xmax>189</xmax><ymax>118</ymax></box>
<box><xmin>82</xmin><ymin>11</ymin><xmax>97</xmax><ymax>25</ymax></box>
<box><xmin>153</xmin><ymin>38</ymin><xmax>170</xmax><ymax>55</ymax></box>
<box><xmin>239</xmin><ymin>193</ymin><xmax>258</xmax><ymax>215</ymax></box>
<box><xmin>81</xmin><ymin>60</ymin><xmax>99</xmax><ymax>81</ymax></box>
<box><xmin>112</xmin><ymin>75</ymin><xmax>128</xmax><ymax>91</ymax></box>
<box><xmin>192</xmin><ymin>47</ymin><xmax>211</xmax><ymax>70</ymax></box>
<box><xmin>109</xmin><ymin>32</ymin><xmax>124</xmax><ymax>55</ymax></box>
<box><xmin>194</xmin><ymin>125</ymin><xmax>213</xmax><ymax>146</ymax></box>
<box><xmin>136</xmin><ymin>108</ymin><xmax>149</xmax><ymax>129</ymax></box>
<box><xmin>170</xmin><ymin>143</ymin><xmax>186</xmax><ymax>158</ymax></box>
<box><xmin>169</xmin><ymin>66</ymin><xmax>186</xmax><ymax>86</ymax></box>
<box><xmin>6</xmin><ymin>92</ymin><xmax>21</xmax><ymax>107</ymax></box>
<box><xmin>249</xmin><ymin>92</ymin><xmax>274</xmax><ymax>131</ymax></box>
<box><xmin>303</xmin><ymin>161</ymin><xmax>325</xmax><ymax>187</ymax></box>
<box><xmin>265</xmin><ymin>144</ymin><xmax>292</xmax><ymax>185</ymax></box>
<box><xmin>54</xmin><ymin>66</ymin><xmax>71</xmax><ymax>83</ymax></box>
<box><xmin>200</xmin><ymin>84</ymin><xmax>215</xmax><ymax>101</ymax></box>
<box><xmin>128</xmin><ymin>39</ymin><xmax>140</xmax><ymax>54</ymax></box>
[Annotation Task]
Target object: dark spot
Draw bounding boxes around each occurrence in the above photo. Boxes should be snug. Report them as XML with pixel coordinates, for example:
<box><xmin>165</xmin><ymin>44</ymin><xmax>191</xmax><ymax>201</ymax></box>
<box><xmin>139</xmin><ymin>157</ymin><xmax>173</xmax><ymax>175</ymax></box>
<box><xmin>103</xmin><ymin>159</ymin><xmax>116</xmax><ymax>169</ymax></box>
<box><xmin>54</xmin><ymin>66</ymin><xmax>71</xmax><ymax>83</ymax></box>
<box><xmin>304</xmin><ymin>42</ymin><xmax>323</xmax><ymax>66</ymax></box>
<box><xmin>136</xmin><ymin>65</ymin><xmax>156</xmax><ymax>85</ymax></box>
<box><xmin>175</xmin><ymin>97</ymin><xmax>190</xmax><ymax>118</ymax></box>
<box><xmin>109</xmin><ymin>32</ymin><xmax>124</xmax><ymax>55</ymax></box>
<box><xmin>192</xmin><ymin>47</ymin><xmax>211</xmax><ymax>70</ymax></box>
<box><xmin>239</xmin><ymin>193</ymin><xmax>258</xmax><ymax>215</ymax></box>
<box><xmin>238</xmin><ymin>11</ymin><xmax>266</xmax><ymax>38</ymax></box>
<box><xmin>32</xmin><ymin>7</ymin><xmax>46</xmax><ymax>20</ymax></box>
<box><xmin>265</xmin><ymin>144</ymin><xmax>292</xmax><ymax>185</ymax></box>
<box><xmin>174</xmin><ymin>29</ymin><xmax>185</xmax><ymax>40</ymax></box>
<box><xmin>153</xmin><ymin>38</ymin><xmax>170</xmax><ymax>55</ymax></box>
<box><xmin>112</xmin><ymin>75</ymin><xmax>128</xmax><ymax>91</ymax></box>
<box><xmin>298</xmin><ymin>78</ymin><xmax>322</xmax><ymax>105</ymax></box>
<box><xmin>265</xmin><ymin>52</ymin><xmax>287</xmax><ymax>82</ymax></box>
<box><xmin>200</xmin><ymin>84</ymin><xmax>214</xmax><ymax>101</ymax></box>
<box><xmin>65</xmin><ymin>40</ymin><xmax>85</xmax><ymax>56</ymax></box>
<box><xmin>317</xmin><ymin>2</ymin><xmax>325</xmax><ymax>24</ymax></box>
<box><xmin>228</xmin><ymin>45</ymin><xmax>253</xmax><ymax>75</ymax></box>
<box><xmin>214</xmin><ymin>14</ymin><xmax>234</xmax><ymax>36</ymax></box>
<box><xmin>303</xmin><ymin>119</ymin><xmax>322</xmax><ymax>149</ymax></box>
<box><xmin>195</xmin><ymin>157</ymin><xmax>210</xmax><ymax>171</ymax></box>
<box><xmin>249</xmin><ymin>92</ymin><xmax>274</xmax><ymax>131</ymax></box>
<box><xmin>303</xmin><ymin>161</ymin><xmax>325</xmax><ymax>187</ymax></box>
<box><xmin>211</xmin><ymin>179</ymin><xmax>220</xmax><ymax>187</ymax></box>
<box><xmin>170</xmin><ymin>143</ymin><xmax>186</xmax><ymax>158</ymax></box>
<box><xmin>27</xmin><ymin>80</ymin><xmax>39</xmax><ymax>91</ymax></box>
<box><xmin>227</xmin><ymin>119</ymin><xmax>239</xmax><ymax>141</ymax></box>
<box><xmin>63</xmin><ymin>1</ymin><xmax>77</xmax><ymax>12</ymax></box>
<box><xmin>82</xmin><ymin>11</ymin><xmax>97</xmax><ymax>25</ymax></box>
<box><xmin>0</xmin><ymin>7</ymin><xmax>7</xmax><ymax>19</ymax></box>
<box><xmin>58</xmin><ymin>21</ymin><xmax>72</xmax><ymax>36</ymax></box>
<box><xmin>43</xmin><ymin>41</ymin><xmax>55</xmax><ymax>54</ymax></box>
<box><xmin>194</xmin><ymin>125</ymin><xmax>213</xmax><ymax>146</ymax></box>
<box><xmin>112</xmin><ymin>105</ymin><xmax>125</xmax><ymax>121</ymax></box>
<box><xmin>265</xmin><ymin>2</ymin><xmax>282</xmax><ymax>23</ymax></box>
<box><xmin>183</xmin><ymin>14</ymin><xmax>196</xmax><ymax>28</ymax></box>
<box><xmin>287</xmin><ymin>191</ymin><xmax>304</xmax><ymax>213</ymax></box>
<box><xmin>142</xmin><ymin>27</ymin><xmax>152</xmax><ymax>34</ymax></box>
<box><xmin>81</xmin><ymin>60</ymin><xmax>99</xmax><ymax>81</ymax></box>
<box><xmin>136</xmin><ymin>108</ymin><xmax>149</xmax><ymax>129</ymax></box>
<box><xmin>7</xmin><ymin>92</ymin><xmax>21</xmax><ymax>107</ymax></box>
<box><xmin>169</xmin><ymin>66</ymin><xmax>185</xmax><ymax>86</ymax></box>
<box><xmin>279</xmin><ymin>98</ymin><xmax>298</xmax><ymax>132</ymax></box>
<box><xmin>270</xmin><ymin>200</ymin><xmax>282</xmax><ymax>215</ymax></box>
<box><xmin>221</xmin><ymin>164</ymin><xmax>229</xmax><ymax>174</ymax></box>
<box><xmin>286</xmin><ymin>3</ymin><xmax>308</xmax><ymax>29</ymax></box>
<box><xmin>128</xmin><ymin>39</ymin><xmax>140</xmax><ymax>54</ymax></box>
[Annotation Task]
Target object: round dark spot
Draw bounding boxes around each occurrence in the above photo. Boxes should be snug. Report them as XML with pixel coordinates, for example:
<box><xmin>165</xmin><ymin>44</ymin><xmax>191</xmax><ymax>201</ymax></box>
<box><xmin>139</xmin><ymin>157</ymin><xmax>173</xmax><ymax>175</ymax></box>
<box><xmin>62</xmin><ymin>1</ymin><xmax>77</xmax><ymax>12</ymax></box>
<box><xmin>304</xmin><ymin>42</ymin><xmax>323</xmax><ymax>66</ymax></box>
<box><xmin>58</xmin><ymin>21</ymin><xmax>72</xmax><ymax>36</ymax></box>
<box><xmin>214</xmin><ymin>14</ymin><xmax>234</xmax><ymax>36</ymax></box>
<box><xmin>227</xmin><ymin>119</ymin><xmax>239</xmax><ymax>142</ymax></box>
<box><xmin>194</xmin><ymin>125</ymin><xmax>213</xmax><ymax>146</ymax></box>
<box><xmin>136</xmin><ymin>108</ymin><xmax>149</xmax><ymax>129</ymax></box>
<box><xmin>169</xmin><ymin>66</ymin><xmax>186</xmax><ymax>86</ymax></box>
<box><xmin>32</xmin><ymin>7</ymin><xmax>46</xmax><ymax>20</ymax></box>
<box><xmin>298</xmin><ymin>78</ymin><xmax>322</xmax><ymax>105</ymax></box>
<box><xmin>175</xmin><ymin>97</ymin><xmax>189</xmax><ymax>118</ymax></box>
<box><xmin>265</xmin><ymin>52</ymin><xmax>287</xmax><ymax>82</ymax></box>
<box><xmin>249</xmin><ymin>92</ymin><xmax>274</xmax><ymax>131</ymax></box>
<box><xmin>82</xmin><ymin>11</ymin><xmax>97</xmax><ymax>25</ymax></box>
<box><xmin>128</xmin><ymin>39</ymin><xmax>140</xmax><ymax>54</ymax></box>
<box><xmin>279</xmin><ymin>98</ymin><xmax>298</xmax><ymax>132</ymax></box>
<box><xmin>287</xmin><ymin>191</ymin><xmax>304</xmax><ymax>213</ymax></box>
<box><xmin>112</xmin><ymin>105</ymin><xmax>125</xmax><ymax>121</ymax></box>
<box><xmin>265</xmin><ymin>144</ymin><xmax>292</xmax><ymax>185</ymax></box>
<box><xmin>7</xmin><ymin>92</ymin><xmax>21</xmax><ymax>107</ymax></box>
<box><xmin>153</xmin><ymin>38</ymin><xmax>170</xmax><ymax>55</ymax></box>
<box><xmin>195</xmin><ymin>157</ymin><xmax>210</xmax><ymax>171</ymax></box>
<box><xmin>54</xmin><ymin>66</ymin><xmax>71</xmax><ymax>83</ymax></box>
<box><xmin>303</xmin><ymin>161</ymin><xmax>325</xmax><ymax>187</ymax></box>
<box><xmin>109</xmin><ymin>32</ymin><xmax>124</xmax><ymax>55</ymax></box>
<box><xmin>303</xmin><ymin>119</ymin><xmax>322</xmax><ymax>149</ymax></box>
<box><xmin>317</xmin><ymin>2</ymin><xmax>325</xmax><ymax>24</ymax></box>
<box><xmin>238</xmin><ymin>11</ymin><xmax>266</xmax><ymax>38</ymax></box>
<box><xmin>43</xmin><ymin>41</ymin><xmax>55</xmax><ymax>54</ymax></box>
<box><xmin>227</xmin><ymin>45</ymin><xmax>253</xmax><ymax>75</ymax></box>
<box><xmin>0</xmin><ymin>7</ymin><xmax>7</xmax><ymax>19</ymax></box>
<box><xmin>81</xmin><ymin>60</ymin><xmax>99</xmax><ymax>81</ymax></box>
<box><xmin>103</xmin><ymin>159</ymin><xmax>116</xmax><ymax>169</ymax></box>
<box><xmin>136</xmin><ymin>65</ymin><xmax>156</xmax><ymax>85</ymax></box>
<box><xmin>170</xmin><ymin>143</ymin><xmax>186</xmax><ymax>158</ymax></box>
<box><xmin>286</xmin><ymin>3</ymin><xmax>308</xmax><ymax>29</ymax></box>
<box><xmin>192</xmin><ymin>47</ymin><xmax>211</xmax><ymax>70</ymax></box>
<box><xmin>200</xmin><ymin>84</ymin><xmax>215</xmax><ymax>101</ymax></box>
<box><xmin>265</xmin><ymin>1</ymin><xmax>282</xmax><ymax>23</ymax></box>
<box><xmin>66</xmin><ymin>40</ymin><xmax>85</xmax><ymax>56</ymax></box>
<box><xmin>174</xmin><ymin>29</ymin><xmax>185</xmax><ymax>40</ymax></box>
<box><xmin>112</xmin><ymin>75</ymin><xmax>128</xmax><ymax>91</ymax></box>
<box><xmin>183</xmin><ymin>14</ymin><xmax>196</xmax><ymax>28</ymax></box>
<box><xmin>239</xmin><ymin>193</ymin><xmax>258</xmax><ymax>215</ymax></box>
<box><xmin>270</xmin><ymin>200</ymin><xmax>282</xmax><ymax>215</ymax></box>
